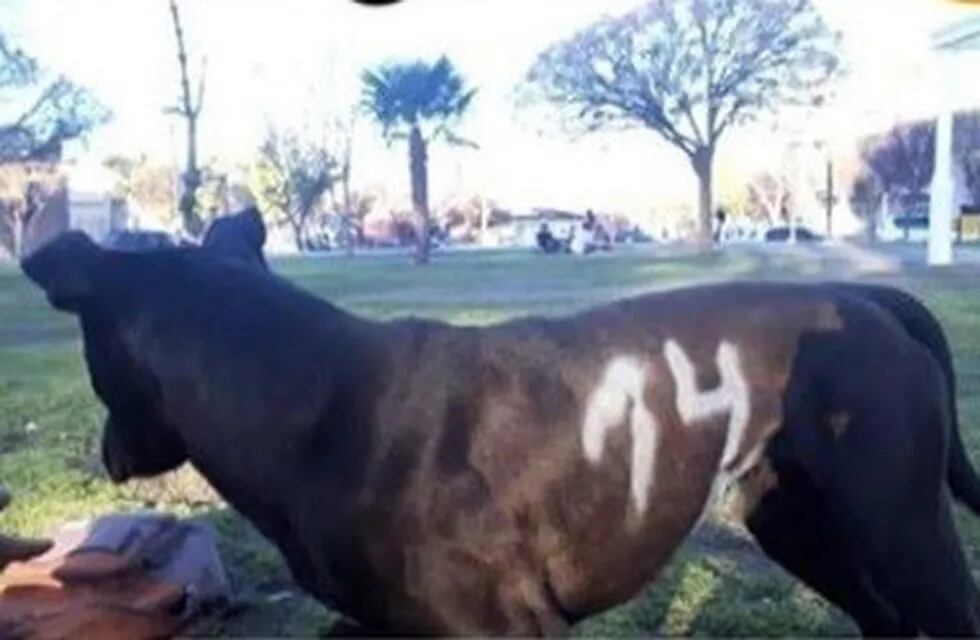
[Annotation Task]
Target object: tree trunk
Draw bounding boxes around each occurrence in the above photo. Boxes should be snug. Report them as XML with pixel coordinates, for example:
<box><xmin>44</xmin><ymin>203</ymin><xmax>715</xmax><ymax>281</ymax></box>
<box><xmin>11</xmin><ymin>212</ymin><xmax>24</xmax><ymax>259</ymax></box>
<box><xmin>903</xmin><ymin>196</ymin><xmax>910</xmax><ymax>243</ymax></box>
<box><xmin>691</xmin><ymin>146</ymin><xmax>714</xmax><ymax>251</ymax></box>
<box><xmin>12</xmin><ymin>187</ymin><xmax>40</xmax><ymax>259</ymax></box>
<box><xmin>289</xmin><ymin>214</ymin><xmax>305</xmax><ymax>253</ymax></box>
<box><xmin>342</xmin><ymin>125</ymin><xmax>354</xmax><ymax>258</ymax></box>
<box><xmin>479</xmin><ymin>202</ymin><xmax>488</xmax><ymax>246</ymax></box>
<box><xmin>878</xmin><ymin>192</ymin><xmax>889</xmax><ymax>243</ymax></box>
<box><xmin>169</xmin><ymin>0</ymin><xmax>204</xmax><ymax>239</ymax></box>
<box><xmin>409</xmin><ymin>125</ymin><xmax>430</xmax><ymax>265</ymax></box>
<box><xmin>867</xmin><ymin>204</ymin><xmax>878</xmax><ymax>243</ymax></box>
<box><xmin>824</xmin><ymin>158</ymin><xmax>834</xmax><ymax>239</ymax></box>
<box><xmin>179</xmin><ymin>118</ymin><xmax>202</xmax><ymax>237</ymax></box>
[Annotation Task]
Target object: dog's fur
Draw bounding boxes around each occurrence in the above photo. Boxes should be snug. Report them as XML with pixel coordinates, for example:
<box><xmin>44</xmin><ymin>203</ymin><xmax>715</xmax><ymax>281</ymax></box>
<box><xmin>21</xmin><ymin>232</ymin><xmax>980</xmax><ymax>636</ymax></box>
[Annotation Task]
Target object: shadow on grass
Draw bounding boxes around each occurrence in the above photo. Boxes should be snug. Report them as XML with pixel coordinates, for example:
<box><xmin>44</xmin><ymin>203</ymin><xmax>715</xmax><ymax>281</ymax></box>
<box><xmin>572</xmin><ymin>521</ymin><xmax>855</xmax><ymax>638</ymax></box>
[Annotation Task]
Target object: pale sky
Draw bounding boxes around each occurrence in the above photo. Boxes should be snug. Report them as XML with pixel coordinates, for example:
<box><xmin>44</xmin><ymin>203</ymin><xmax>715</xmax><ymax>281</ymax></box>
<box><xmin>3</xmin><ymin>0</ymin><xmax>980</xmax><ymax>216</ymax></box>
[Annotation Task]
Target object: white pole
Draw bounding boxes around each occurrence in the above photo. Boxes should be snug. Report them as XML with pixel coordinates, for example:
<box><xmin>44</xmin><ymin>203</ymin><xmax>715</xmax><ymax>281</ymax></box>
<box><xmin>929</xmin><ymin>50</ymin><xmax>956</xmax><ymax>266</ymax></box>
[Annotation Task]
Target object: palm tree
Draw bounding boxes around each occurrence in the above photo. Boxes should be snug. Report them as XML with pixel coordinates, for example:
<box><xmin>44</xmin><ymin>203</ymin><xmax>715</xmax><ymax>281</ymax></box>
<box><xmin>361</xmin><ymin>56</ymin><xmax>476</xmax><ymax>264</ymax></box>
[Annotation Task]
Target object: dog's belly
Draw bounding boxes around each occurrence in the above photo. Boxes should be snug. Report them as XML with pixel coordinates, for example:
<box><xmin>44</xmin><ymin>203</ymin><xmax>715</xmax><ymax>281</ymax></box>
<box><xmin>531</xmin><ymin>412</ymin><xmax>728</xmax><ymax>618</ymax></box>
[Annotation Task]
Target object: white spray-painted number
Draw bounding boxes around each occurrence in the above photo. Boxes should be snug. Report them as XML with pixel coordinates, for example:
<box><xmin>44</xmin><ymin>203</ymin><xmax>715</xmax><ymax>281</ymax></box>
<box><xmin>581</xmin><ymin>339</ymin><xmax>750</xmax><ymax>515</ymax></box>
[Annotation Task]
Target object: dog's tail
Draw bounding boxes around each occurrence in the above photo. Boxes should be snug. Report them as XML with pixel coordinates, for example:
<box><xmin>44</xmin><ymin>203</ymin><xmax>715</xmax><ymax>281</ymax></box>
<box><xmin>836</xmin><ymin>283</ymin><xmax>980</xmax><ymax>515</ymax></box>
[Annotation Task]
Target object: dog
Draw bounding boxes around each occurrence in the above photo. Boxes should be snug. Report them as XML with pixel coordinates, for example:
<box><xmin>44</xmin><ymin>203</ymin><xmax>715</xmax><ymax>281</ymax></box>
<box><xmin>21</xmin><ymin>233</ymin><xmax>980</xmax><ymax>636</ymax></box>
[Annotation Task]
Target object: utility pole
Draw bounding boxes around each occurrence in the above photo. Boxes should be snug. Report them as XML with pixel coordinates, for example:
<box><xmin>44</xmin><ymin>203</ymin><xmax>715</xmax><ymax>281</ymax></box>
<box><xmin>817</xmin><ymin>153</ymin><xmax>837</xmax><ymax>239</ymax></box>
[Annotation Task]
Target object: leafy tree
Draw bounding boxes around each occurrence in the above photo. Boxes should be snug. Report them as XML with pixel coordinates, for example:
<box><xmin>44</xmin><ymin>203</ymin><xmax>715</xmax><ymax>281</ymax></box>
<box><xmin>0</xmin><ymin>33</ymin><xmax>107</xmax><ymax>163</ymax></box>
<box><xmin>440</xmin><ymin>194</ymin><xmax>496</xmax><ymax>243</ymax></box>
<box><xmin>0</xmin><ymin>31</ymin><xmax>105</xmax><ymax>258</ymax></box>
<box><xmin>251</xmin><ymin>126</ymin><xmax>338</xmax><ymax>249</ymax></box>
<box><xmin>361</xmin><ymin>56</ymin><xmax>476</xmax><ymax>263</ymax></box>
<box><xmin>522</xmin><ymin>0</ymin><xmax>839</xmax><ymax>247</ymax></box>
<box><xmin>0</xmin><ymin>162</ymin><xmax>61</xmax><ymax>258</ymax></box>
<box><xmin>194</xmin><ymin>157</ymin><xmax>253</xmax><ymax>224</ymax></box>
<box><xmin>103</xmin><ymin>154</ymin><xmax>178</xmax><ymax>228</ymax></box>
<box><xmin>848</xmin><ymin>170</ymin><xmax>883</xmax><ymax>241</ymax></box>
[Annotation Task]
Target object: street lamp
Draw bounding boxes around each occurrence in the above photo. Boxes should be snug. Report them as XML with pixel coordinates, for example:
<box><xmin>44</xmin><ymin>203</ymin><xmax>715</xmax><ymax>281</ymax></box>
<box><xmin>809</xmin><ymin>93</ymin><xmax>838</xmax><ymax>241</ymax></box>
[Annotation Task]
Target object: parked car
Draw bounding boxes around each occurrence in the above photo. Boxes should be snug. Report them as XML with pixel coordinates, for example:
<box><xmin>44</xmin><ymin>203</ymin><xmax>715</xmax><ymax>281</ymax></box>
<box><xmin>878</xmin><ymin>194</ymin><xmax>931</xmax><ymax>242</ymax></box>
<box><xmin>878</xmin><ymin>214</ymin><xmax>930</xmax><ymax>243</ymax></box>
<box><xmin>614</xmin><ymin>227</ymin><xmax>654</xmax><ymax>244</ymax></box>
<box><xmin>764</xmin><ymin>225</ymin><xmax>823</xmax><ymax>243</ymax></box>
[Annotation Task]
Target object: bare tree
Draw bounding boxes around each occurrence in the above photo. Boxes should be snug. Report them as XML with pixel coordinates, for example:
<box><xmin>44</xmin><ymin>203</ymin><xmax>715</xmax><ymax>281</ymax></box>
<box><xmin>322</xmin><ymin>111</ymin><xmax>358</xmax><ymax>255</ymax></box>
<box><xmin>859</xmin><ymin>120</ymin><xmax>934</xmax><ymax>241</ymax></box>
<box><xmin>857</xmin><ymin>110</ymin><xmax>980</xmax><ymax>226</ymax></box>
<box><xmin>954</xmin><ymin>110</ymin><xmax>980</xmax><ymax>208</ymax></box>
<box><xmin>860</xmin><ymin>122</ymin><xmax>935</xmax><ymax>202</ymax></box>
<box><xmin>166</xmin><ymin>0</ymin><xmax>206</xmax><ymax>237</ymax></box>
<box><xmin>104</xmin><ymin>154</ymin><xmax>178</xmax><ymax>228</ymax></box>
<box><xmin>746</xmin><ymin>171</ymin><xmax>793</xmax><ymax>225</ymax></box>
<box><xmin>522</xmin><ymin>0</ymin><xmax>839</xmax><ymax>247</ymax></box>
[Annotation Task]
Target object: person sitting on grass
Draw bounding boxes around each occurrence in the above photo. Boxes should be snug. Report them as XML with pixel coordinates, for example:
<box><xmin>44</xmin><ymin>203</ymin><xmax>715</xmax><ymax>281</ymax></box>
<box><xmin>536</xmin><ymin>223</ymin><xmax>562</xmax><ymax>254</ymax></box>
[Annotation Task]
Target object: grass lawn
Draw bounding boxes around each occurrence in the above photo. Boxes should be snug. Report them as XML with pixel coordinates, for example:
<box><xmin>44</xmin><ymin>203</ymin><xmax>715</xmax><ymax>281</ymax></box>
<box><xmin>3</xmin><ymin>244</ymin><xmax>980</xmax><ymax>636</ymax></box>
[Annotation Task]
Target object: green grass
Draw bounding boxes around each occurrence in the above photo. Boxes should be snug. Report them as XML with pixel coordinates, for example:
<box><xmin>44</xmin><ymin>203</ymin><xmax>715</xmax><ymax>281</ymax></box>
<box><xmin>3</xmin><ymin>244</ymin><xmax>980</xmax><ymax>636</ymax></box>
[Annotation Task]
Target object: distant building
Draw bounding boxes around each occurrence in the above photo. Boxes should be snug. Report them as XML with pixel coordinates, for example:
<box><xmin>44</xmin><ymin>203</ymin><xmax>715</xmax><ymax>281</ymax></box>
<box><xmin>929</xmin><ymin>13</ymin><xmax>980</xmax><ymax>264</ymax></box>
<box><xmin>0</xmin><ymin>160</ymin><xmax>126</xmax><ymax>260</ymax></box>
<box><xmin>65</xmin><ymin>161</ymin><xmax>126</xmax><ymax>242</ymax></box>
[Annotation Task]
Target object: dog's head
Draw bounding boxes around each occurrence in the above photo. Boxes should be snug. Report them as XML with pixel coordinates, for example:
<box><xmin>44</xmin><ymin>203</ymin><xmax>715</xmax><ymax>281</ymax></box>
<box><xmin>201</xmin><ymin>206</ymin><xmax>269</xmax><ymax>272</ymax></box>
<box><xmin>22</xmin><ymin>233</ymin><xmax>189</xmax><ymax>481</ymax></box>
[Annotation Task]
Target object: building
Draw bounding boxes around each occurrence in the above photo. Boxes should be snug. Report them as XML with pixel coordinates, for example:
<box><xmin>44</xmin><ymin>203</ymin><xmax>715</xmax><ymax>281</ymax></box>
<box><xmin>929</xmin><ymin>12</ymin><xmax>980</xmax><ymax>264</ymax></box>
<box><xmin>65</xmin><ymin>161</ymin><xmax>124</xmax><ymax>242</ymax></box>
<box><xmin>0</xmin><ymin>159</ymin><xmax>125</xmax><ymax>260</ymax></box>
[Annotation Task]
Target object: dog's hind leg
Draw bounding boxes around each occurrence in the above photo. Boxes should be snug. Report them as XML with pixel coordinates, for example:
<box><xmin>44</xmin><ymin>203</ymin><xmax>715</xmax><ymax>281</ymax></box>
<box><xmin>872</xmin><ymin>495</ymin><xmax>980</xmax><ymax>637</ymax></box>
<box><xmin>864</xmin><ymin>347</ymin><xmax>980</xmax><ymax>637</ymax></box>
<box><xmin>746</xmin><ymin>460</ymin><xmax>911</xmax><ymax>637</ymax></box>
<box><xmin>782</xmin><ymin>336</ymin><xmax>980</xmax><ymax>637</ymax></box>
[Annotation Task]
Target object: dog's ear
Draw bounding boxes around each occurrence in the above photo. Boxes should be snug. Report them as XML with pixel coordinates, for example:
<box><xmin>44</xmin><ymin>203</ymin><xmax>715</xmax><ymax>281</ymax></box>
<box><xmin>201</xmin><ymin>206</ymin><xmax>269</xmax><ymax>270</ymax></box>
<box><xmin>21</xmin><ymin>231</ymin><xmax>102</xmax><ymax>313</ymax></box>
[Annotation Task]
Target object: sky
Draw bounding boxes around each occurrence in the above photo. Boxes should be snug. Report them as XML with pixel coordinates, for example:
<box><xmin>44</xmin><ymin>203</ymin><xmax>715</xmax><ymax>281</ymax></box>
<box><xmin>2</xmin><ymin>0</ymin><xmax>980</xmax><ymax>217</ymax></box>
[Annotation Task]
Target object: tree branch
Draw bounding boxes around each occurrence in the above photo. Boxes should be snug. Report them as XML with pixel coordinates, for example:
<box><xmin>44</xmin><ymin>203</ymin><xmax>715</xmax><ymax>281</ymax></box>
<box><xmin>169</xmin><ymin>0</ymin><xmax>195</xmax><ymax>119</ymax></box>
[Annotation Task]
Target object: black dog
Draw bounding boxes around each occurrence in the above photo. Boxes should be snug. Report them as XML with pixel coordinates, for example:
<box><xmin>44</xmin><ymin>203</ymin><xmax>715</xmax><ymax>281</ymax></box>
<box><xmin>21</xmin><ymin>234</ymin><xmax>980</xmax><ymax>636</ymax></box>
